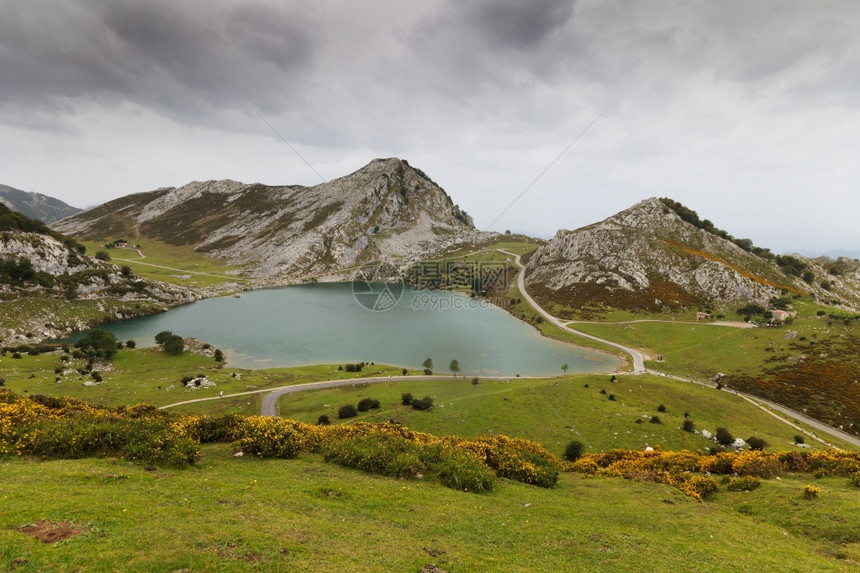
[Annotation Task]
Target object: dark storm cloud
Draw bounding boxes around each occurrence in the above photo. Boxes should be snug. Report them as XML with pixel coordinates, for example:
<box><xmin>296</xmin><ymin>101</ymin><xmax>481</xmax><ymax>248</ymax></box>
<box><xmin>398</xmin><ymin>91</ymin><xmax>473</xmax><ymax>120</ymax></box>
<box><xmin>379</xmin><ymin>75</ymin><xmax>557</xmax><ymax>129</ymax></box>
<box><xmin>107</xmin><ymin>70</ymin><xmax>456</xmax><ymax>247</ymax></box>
<box><xmin>0</xmin><ymin>0</ymin><xmax>315</xmax><ymax>123</ymax></box>
<box><xmin>456</xmin><ymin>0</ymin><xmax>576</xmax><ymax>50</ymax></box>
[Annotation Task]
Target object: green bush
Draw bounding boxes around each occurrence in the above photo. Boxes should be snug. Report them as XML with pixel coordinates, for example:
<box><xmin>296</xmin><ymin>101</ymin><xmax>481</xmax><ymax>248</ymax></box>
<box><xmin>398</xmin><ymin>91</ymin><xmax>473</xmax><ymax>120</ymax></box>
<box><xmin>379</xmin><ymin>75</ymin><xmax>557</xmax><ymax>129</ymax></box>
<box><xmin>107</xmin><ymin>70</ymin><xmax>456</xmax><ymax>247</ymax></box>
<box><xmin>563</xmin><ymin>440</ymin><xmax>585</xmax><ymax>461</ymax></box>
<box><xmin>747</xmin><ymin>436</ymin><xmax>767</xmax><ymax>451</ymax></box>
<box><xmin>357</xmin><ymin>397</ymin><xmax>380</xmax><ymax>412</ymax></box>
<box><xmin>649</xmin><ymin>416</ymin><xmax>662</xmax><ymax>424</ymax></box>
<box><xmin>682</xmin><ymin>419</ymin><xmax>695</xmax><ymax>432</ymax></box>
<box><xmin>411</xmin><ymin>396</ymin><xmax>434</xmax><ymax>411</ymax></box>
<box><xmin>338</xmin><ymin>404</ymin><xmax>358</xmax><ymax>419</ymax></box>
<box><xmin>657</xmin><ymin>404</ymin><xmax>666</xmax><ymax>413</ymax></box>
<box><xmin>435</xmin><ymin>451</ymin><xmax>495</xmax><ymax>493</ymax></box>
<box><xmin>794</xmin><ymin>435</ymin><xmax>805</xmax><ymax>445</ymax></box>
<box><xmin>401</xmin><ymin>393</ymin><xmax>413</xmax><ymax>406</ymax></box>
<box><xmin>727</xmin><ymin>476</ymin><xmax>762</xmax><ymax>492</ymax></box>
<box><xmin>716</xmin><ymin>427</ymin><xmax>735</xmax><ymax>446</ymax></box>
<box><xmin>317</xmin><ymin>414</ymin><xmax>331</xmax><ymax>426</ymax></box>
<box><xmin>183</xmin><ymin>414</ymin><xmax>243</xmax><ymax>443</ymax></box>
<box><xmin>161</xmin><ymin>334</ymin><xmax>184</xmax><ymax>356</ymax></box>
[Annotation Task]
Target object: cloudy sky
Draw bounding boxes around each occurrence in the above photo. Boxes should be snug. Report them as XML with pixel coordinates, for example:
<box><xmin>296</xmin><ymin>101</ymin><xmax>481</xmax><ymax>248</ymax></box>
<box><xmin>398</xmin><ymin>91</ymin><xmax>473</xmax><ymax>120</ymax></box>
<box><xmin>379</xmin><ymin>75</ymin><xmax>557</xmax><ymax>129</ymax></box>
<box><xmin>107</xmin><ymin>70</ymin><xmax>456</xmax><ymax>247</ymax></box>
<box><xmin>1</xmin><ymin>0</ymin><xmax>858</xmax><ymax>253</ymax></box>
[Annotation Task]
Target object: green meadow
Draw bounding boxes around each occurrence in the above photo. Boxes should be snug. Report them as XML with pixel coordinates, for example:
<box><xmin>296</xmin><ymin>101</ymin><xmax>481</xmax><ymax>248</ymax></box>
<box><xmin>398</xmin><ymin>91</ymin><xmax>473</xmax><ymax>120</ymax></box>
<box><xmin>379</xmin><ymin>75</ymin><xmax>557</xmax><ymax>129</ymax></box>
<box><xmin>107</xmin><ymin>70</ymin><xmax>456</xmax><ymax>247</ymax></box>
<box><xmin>2</xmin><ymin>444</ymin><xmax>858</xmax><ymax>572</ymax></box>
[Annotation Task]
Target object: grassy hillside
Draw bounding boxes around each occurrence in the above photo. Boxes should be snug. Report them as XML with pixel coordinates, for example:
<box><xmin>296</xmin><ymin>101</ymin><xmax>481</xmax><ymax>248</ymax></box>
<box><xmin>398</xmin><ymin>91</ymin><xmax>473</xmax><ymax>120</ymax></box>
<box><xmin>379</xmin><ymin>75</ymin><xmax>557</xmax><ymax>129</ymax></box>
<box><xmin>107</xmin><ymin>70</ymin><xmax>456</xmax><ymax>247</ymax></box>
<box><xmin>570</xmin><ymin>309</ymin><xmax>859</xmax><ymax>437</ymax></box>
<box><xmin>3</xmin><ymin>445</ymin><xmax>859</xmax><ymax>572</ymax></box>
<box><xmin>0</xmin><ymin>347</ymin><xmax>419</xmax><ymax>414</ymax></box>
<box><xmin>269</xmin><ymin>373</ymin><xmax>856</xmax><ymax>453</ymax></box>
<box><xmin>80</xmin><ymin>239</ymin><xmax>247</xmax><ymax>288</ymax></box>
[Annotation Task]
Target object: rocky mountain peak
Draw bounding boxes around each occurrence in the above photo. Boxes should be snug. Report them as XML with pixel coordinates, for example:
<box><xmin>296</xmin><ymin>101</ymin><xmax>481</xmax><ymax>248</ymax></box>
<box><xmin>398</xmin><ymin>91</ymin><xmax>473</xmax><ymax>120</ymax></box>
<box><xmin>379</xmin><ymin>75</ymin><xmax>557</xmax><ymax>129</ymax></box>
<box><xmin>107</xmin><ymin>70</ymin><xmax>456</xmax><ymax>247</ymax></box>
<box><xmin>53</xmin><ymin>158</ymin><xmax>488</xmax><ymax>281</ymax></box>
<box><xmin>525</xmin><ymin>197</ymin><xmax>810</xmax><ymax>313</ymax></box>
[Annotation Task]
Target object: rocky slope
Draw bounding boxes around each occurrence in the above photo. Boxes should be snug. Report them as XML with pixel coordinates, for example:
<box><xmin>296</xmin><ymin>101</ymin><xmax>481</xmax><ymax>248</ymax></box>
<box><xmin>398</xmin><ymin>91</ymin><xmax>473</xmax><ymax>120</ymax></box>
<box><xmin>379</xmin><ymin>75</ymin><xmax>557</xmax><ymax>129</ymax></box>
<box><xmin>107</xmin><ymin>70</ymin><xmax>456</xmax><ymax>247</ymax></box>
<box><xmin>0</xmin><ymin>184</ymin><xmax>82</xmax><ymax>223</ymax></box>
<box><xmin>1</xmin><ymin>204</ymin><xmax>195</xmax><ymax>345</ymax></box>
<box><xmin>524</xmin><ymin>197</ymin><xmax>860</xmax><ymax>314</ymax></box>
<box><xmin>54</xmin><ymin>158</ymin><xmax>490</xmax><ymax>282</ymax></box>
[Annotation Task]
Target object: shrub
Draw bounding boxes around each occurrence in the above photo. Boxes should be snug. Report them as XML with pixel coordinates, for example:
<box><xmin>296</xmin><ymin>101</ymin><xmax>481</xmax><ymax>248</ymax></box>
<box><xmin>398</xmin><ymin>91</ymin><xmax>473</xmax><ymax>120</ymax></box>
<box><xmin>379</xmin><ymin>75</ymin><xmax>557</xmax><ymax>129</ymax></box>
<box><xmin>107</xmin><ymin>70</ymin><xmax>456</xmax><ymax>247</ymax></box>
<box><xmin>178</xmin><ymin>414</ymin><xmax>243</xmax><ymax>443</ymax></box>
<box><xmin>803</xmin><ymin>484</ymin><xmax>819</xmax><ymax>500</ymax></box>
<box><xmin>608</xmin><ymin>394</ymin><xmax>616</xmax><ymax>401</ymax></box>
<box><xmin>154</xmin><ymin>331</ymin><xmax>174</xmax><ymax>345</ymax></box>
<box><xmin>794</xmin><ymin>435</ymin><xmax>805</xmax><ymax>445</ymax></box>
<box><xmin>682</xmin><ymin>419</ymin><xmax>695</xmax><ymax>432</ymax></box>
<box><xmin>435</xmin><ymin>450</ymin><xmax>496</xmax><ymax>493</ymax></box>
<box><xmin>161</xmin><ymin>334</ymin><xmax>185</xmax><ymax>356</ymax></box>
<box><xmin>233</xmin><ymin>417</ymin><xmax>307</xmax><ymax>459</ymax></box>
<box><xmin>679</xmin><ymin>476</ymin><xmax>718</xmax><ymax>501</ymax></box>
<box><xmin>715</xmin><ymin>427</ymin><xmax>735</xmax><ymax>446</ymax></box>
<box><xmin>357</xmin><ymin>397</ymin><xmax>380</xmax><ymax>412</ymax></box>
<box><xmin>317</xmin><ymin>414</ymin><xmax>331</xmax><ymax>426</ymax></box>
<box><xmin>75</xmin><ymin>329</ymin><xmax>118</xmax><ymax>359</ymax></box>
<box><xmin>91</xmin><ymin>372</ymin><xmax>103</xmax><ymax>383</ymax></box>
<box><xmin>472</xmin><ymin>377</ymin><xmax>480</xmax><ymax>385</ymax></box>
<box><xmin>411</xmin><ymin>396</ymin><xmax>434</xmax><ymax>411</ymax></box>
<box><xmin>727</xmin><ymin>476</ymin><xmax>762</xmax><ymax>491</ymax></box>
<box><xmin>747</xmin><ymin>436</ymin><xmax>767</xmax><ymax>451</ymax></box>
<box><xmin>649</xmin><ymin>416</ymin><xmax>661</xmax><ymax>424</ymax></box>
<box><xmin>401</xmin><ymin>393</ymin><xmax>413</xmax><ymax>406</ymax></box>
<box><xmin>12</xmin><ymin>353</ymin><xmax>22</xmax><ymax>359</ymax></box>
<box><xmin>563</xmin><ymin>440</ymin><xmax>586</xmax><ymax>461</ymax></box>
<box><xmin>657</xmin><ymin>404</ymin><xmax>666</xmax><ymax>413</ymax></box>
<box><xmin>599</xmin><ymin>389</ymin><xmax>607</xmax><ymax>395</ymax></box>
<box><xmin>338</xmin><ymin>404</ymin><xmax>358</xmax><ymax>419</ymax></box>
<box><xmin>733</xmin><ymin>451</ymin><xmax>781</xmax><ymax>478</ymax></box>
<box><xmin>423</xmin><ymin>368</ymin><xmax>433</xmax><ymax>375</ymax></box>
<box><xmin>213</xmin><ymin>349</ymin><xmax>224</xmax><ymax>362</ymax></box>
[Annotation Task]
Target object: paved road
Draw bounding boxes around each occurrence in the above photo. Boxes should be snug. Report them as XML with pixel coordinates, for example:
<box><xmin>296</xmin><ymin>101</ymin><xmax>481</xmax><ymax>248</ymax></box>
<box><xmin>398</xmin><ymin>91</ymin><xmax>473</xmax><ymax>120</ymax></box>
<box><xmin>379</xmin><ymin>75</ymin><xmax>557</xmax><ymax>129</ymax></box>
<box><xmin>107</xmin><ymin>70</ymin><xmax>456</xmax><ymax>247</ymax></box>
<box><xmin>647</xmin><ymin>370</ymin><xmax>860</xmax><ymax>449</ymax></box>
<box><xmin>567</xmin><ymin>319</ymin><xmax>755</xmax><ymax>329</ymax></box>
<box><xmin>498</xmin><ymin>249</ymin><xmax>646</xmax><ymax>373</ymax></box>
<box><xmin>497</xmin><ymin>249</ymin><xmax>860</xmax><ymax>449</ymax></box>
<box><xmin>159</xmin><ymin>374</ymin><xmax>520</xmax><ymax>414</ymax></box>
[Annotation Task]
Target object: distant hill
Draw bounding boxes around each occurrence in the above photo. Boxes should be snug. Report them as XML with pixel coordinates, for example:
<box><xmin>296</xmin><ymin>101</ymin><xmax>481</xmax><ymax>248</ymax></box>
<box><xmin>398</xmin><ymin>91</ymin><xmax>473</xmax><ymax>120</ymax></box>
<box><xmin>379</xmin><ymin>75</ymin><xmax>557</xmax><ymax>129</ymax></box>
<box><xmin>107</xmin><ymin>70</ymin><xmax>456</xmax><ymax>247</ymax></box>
<box><xmin>524</xmin><ymin>197</ymin><xmax>860</xmax><ymax>315</ymax></box>
<box><xmin>0</xmin><ymin>184</ymin><xmax>81</xmax><ymax>223</ymax></box>
<box><xmin>54</xmin><ymin>158</ymin><xmax>490</xmax><ymax>281</ymax></box>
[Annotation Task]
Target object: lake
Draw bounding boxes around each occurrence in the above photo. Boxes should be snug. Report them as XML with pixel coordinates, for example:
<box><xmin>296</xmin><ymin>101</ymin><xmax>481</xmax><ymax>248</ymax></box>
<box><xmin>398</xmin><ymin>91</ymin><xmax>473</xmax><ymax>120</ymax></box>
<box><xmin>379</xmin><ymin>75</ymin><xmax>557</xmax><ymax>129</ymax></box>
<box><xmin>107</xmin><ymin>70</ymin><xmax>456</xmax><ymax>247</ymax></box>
<box><xmin>86</xmin><ymin>283</ymin><xmax>619</xmax><ymax>376</ymax></box>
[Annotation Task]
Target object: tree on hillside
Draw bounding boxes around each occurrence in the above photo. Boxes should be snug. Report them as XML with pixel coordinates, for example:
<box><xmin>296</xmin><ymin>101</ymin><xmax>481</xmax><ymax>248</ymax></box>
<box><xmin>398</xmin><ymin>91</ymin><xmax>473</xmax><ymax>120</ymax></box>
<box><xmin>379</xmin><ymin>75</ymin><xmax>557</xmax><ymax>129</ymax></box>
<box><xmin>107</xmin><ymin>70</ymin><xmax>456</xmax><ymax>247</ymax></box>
<box><xmin>156</xmin><ymin>331</ymin><xmax>184</xmax><ymax>356</ymax></box>
<box><xmin>423</xmin><ymin>357</ymin><xmax>433</xmax><ymax>371</ymax></box>
<box><xmin>449</xmin><ymin>359</ymin><xmax>461</xmax><ymax>377</ymax></box>
<box><xmin>75</xmin><ymin>329</ymin><xmax>118</xmax><ymax>359</ymax></box>
<box><xmin>155</xmin><ymin>331</ymin><xmax>174</xmax><ymax>345</ymax></box>
<box><xmin>561</xmin><ymin>363</ymin><xmax>569</xmax><ymax>376</ymax></box>
<box><xmin>162</xmin><ymin>334</ymin><xmax>185</xmax><ymax>356</ymax></box>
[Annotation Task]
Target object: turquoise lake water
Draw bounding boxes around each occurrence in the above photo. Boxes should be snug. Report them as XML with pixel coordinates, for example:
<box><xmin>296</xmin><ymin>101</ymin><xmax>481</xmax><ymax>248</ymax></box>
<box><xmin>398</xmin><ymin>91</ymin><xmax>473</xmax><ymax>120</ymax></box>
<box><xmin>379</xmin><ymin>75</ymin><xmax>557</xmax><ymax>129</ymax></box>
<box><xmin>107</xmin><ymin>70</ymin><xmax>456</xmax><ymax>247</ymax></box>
<box><xmin>85</xmin><ymin>283</ymin><xmax>619</xmax><ymax>376</ymax></box>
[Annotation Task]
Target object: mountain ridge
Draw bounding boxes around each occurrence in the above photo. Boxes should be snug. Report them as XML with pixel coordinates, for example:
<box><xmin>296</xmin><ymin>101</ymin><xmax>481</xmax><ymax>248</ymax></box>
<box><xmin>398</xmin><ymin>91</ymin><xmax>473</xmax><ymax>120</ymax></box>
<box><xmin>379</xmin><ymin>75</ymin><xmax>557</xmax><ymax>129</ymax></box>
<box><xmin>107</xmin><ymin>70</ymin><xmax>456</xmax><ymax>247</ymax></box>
<box><xmin>524</xmin><ymin>197</ymin><xmax>860</xmax><ymax>315</ymax></box>
<box><xmin>0</xmin><ymin>184</ymin><xmax>82</xmax><ymax>223</ymax></box>
<box><xmin>55</xmin><ymin>158</ymin><xmax>490</xmax><ymax>282</ymax></box>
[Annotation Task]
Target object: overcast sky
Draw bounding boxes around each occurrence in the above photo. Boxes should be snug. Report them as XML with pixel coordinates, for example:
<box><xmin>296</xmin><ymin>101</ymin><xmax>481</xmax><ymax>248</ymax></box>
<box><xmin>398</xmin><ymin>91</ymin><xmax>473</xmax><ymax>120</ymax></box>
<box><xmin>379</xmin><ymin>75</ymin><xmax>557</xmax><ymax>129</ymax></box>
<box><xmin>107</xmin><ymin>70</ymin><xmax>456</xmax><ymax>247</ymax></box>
<box><xmin>1</xmin><ymin>0</ymin><xmax>858</xmax><ymax>253</ymax></box>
